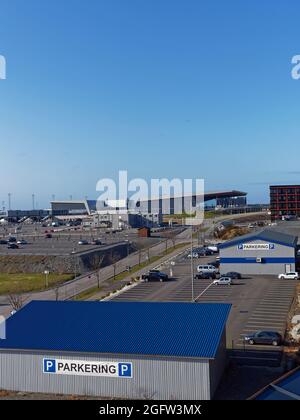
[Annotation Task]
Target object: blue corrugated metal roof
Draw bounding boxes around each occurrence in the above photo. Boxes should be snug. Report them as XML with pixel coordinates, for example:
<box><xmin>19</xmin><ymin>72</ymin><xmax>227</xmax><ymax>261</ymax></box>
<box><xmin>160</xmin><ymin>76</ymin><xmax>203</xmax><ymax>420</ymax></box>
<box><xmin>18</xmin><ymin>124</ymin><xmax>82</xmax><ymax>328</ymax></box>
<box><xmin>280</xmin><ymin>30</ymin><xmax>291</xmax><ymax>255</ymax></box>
<box><xmin>219</xmin><ymin>229</ymin><xmax>298</xmax><ymax>250</ymax></box>
<box><xmin>252</xmin><ymin>367</ymin><xmax>300</xmax><ymax>400</ymax></box>
<box><xmin>0</xmin><ymin>301</ymin><xmax>231</xmax><ymax>359</ymax></box>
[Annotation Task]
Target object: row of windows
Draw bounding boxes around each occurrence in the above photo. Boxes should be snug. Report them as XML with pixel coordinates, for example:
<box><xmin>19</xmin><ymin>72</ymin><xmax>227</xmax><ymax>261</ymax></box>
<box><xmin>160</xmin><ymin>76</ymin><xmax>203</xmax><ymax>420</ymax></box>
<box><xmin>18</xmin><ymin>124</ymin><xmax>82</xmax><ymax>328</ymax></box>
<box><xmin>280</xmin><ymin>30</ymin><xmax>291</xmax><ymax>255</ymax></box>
<box><xmin>270</xmin><ymin>187</ymin><xmax>300</xmax><ymax>194</ymax></box>
<box><xmin>271</xmin><ymin>195</ymin><xmax>300</xmax><ymax>201</ymax></box>
<box><xmin>270</xmin><ymin>204</ymin><xmax>300</xmax><ymax>209</ymax></box>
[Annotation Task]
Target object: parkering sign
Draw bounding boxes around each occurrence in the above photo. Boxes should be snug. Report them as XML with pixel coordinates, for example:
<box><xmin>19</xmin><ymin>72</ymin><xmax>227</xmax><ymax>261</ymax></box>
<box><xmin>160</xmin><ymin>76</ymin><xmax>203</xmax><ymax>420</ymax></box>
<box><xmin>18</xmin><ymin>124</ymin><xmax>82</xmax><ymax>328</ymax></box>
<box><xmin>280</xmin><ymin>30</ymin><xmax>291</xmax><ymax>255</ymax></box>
<box><xmin>238</xmin><ymin>243</ymin><xmax>275</xmax><ymax>251</ymax></box>
<box><xmin>43</xmin><ymin>359</ymin><xmax>132</xmax><ymax>378</ymax></box>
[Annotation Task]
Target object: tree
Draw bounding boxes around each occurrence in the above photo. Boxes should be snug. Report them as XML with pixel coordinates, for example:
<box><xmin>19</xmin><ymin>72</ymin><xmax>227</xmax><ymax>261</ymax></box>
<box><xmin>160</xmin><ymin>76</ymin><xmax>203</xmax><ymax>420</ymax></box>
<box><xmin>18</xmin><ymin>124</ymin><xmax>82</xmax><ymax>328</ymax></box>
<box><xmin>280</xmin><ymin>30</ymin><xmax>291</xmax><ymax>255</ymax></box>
<box><xmin>54</xmin><ymin>286</ymin><xmax>60</xmax><ymax>301</ymax></box>
<box><xmin>8</xmin><ymin>294</ymin><xmax>24</xmax><ymax>311</ymax></box>
<box><xmin>96</xmin><ymin>254</ymin><xmax>105</xmax><ymax>288</ymax></box>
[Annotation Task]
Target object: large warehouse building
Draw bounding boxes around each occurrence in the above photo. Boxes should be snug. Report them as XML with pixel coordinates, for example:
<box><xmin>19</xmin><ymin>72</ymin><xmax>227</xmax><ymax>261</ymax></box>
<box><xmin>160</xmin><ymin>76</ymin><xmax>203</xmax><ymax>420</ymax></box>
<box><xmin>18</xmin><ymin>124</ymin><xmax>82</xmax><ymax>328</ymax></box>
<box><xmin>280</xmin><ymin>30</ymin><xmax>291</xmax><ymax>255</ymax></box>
<box><xmin>219</xmin><ymin>229</ymin><xmax>298</xmax><ymax>275</ymax></box>
<box><xmin>0</xmin><ymin>301</ymin><xmax>231</xmax><ymax>400</ymax></box>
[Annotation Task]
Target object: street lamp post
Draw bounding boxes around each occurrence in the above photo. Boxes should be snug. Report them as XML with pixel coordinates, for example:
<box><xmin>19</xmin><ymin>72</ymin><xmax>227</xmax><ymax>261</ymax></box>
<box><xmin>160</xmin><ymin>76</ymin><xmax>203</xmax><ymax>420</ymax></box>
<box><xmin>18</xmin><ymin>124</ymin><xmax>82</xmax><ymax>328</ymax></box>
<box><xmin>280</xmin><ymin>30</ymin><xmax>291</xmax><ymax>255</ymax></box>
<box><xmin>44</xmin><ymin>270</ymin><xmax>49</xmax><ymax>288</ymax></box>
<box><xmin>191</xmin><ymin>226</ymin><xmax>194</xmax><ymax>302</ymax></box>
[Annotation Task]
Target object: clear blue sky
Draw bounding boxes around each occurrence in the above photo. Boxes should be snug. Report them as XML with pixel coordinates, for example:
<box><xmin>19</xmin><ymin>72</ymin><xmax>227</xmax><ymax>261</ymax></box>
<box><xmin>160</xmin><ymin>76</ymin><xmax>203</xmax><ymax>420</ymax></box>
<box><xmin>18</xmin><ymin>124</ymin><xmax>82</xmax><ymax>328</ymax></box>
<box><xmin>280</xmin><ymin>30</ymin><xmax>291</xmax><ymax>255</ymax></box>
<box><xmin>0</xmin><ymin>0</ymin><xmax>300</xmax><ymax>209</ymax></box>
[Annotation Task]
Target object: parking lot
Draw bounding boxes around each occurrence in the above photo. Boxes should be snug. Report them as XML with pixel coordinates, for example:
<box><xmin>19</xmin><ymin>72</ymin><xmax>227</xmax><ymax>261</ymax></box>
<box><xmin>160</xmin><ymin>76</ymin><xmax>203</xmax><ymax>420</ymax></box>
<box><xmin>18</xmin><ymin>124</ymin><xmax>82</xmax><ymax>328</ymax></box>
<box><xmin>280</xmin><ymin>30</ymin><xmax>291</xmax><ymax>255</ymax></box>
<box><xmin>113</xmin><ymin>251</ymin><xmax>298</xmax><ymax>365</ymax></box>
<box><xmin>0</xmin><ymin>225</ymin><xmax>151</xmax><ymax>256</ymax></box>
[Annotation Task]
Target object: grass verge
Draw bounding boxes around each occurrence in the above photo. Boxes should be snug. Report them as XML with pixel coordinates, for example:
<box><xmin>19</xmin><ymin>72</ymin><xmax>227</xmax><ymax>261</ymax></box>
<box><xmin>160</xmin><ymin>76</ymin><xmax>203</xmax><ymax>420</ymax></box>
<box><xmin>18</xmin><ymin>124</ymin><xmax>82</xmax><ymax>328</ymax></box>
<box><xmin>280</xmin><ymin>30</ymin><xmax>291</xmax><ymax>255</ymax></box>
<box><xmin>0</xmin><ymin>273</ymin><xmax>74</xmax><ymax>295</ymax></box>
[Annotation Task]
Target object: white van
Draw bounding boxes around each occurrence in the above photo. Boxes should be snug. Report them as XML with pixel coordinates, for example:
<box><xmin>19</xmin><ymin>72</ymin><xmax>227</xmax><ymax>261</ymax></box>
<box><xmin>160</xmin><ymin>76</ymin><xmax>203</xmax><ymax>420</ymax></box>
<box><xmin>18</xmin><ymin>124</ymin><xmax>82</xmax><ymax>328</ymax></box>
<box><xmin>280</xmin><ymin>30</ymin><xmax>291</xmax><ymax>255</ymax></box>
<box><xmin>197</xmin><ymin>264</ymin><xmax>218</xmax><ymax>274</ymax></box>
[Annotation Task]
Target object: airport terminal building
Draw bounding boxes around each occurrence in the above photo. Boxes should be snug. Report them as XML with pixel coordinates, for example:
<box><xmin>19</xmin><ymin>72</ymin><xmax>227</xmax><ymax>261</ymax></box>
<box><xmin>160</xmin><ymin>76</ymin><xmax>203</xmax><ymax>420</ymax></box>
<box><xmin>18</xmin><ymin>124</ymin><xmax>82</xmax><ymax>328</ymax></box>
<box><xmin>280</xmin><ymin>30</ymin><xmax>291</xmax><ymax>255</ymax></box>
<box><xmin>0</xmin><ymin>301</ymin><xmax>231</xmax><ymax>400</ymax></box>
<box><xmin>219</xmin><ymin>229</ymin><xmax>298</xmax><ymax>276</ymax></box>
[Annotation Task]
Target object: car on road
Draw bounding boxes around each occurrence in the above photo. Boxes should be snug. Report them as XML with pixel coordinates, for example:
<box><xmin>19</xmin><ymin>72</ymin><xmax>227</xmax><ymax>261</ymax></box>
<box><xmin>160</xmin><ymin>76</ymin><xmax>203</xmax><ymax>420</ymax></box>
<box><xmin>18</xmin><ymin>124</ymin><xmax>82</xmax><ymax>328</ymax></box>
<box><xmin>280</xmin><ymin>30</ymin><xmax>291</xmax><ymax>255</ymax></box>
<box><xmin>78</xmin><ymin>240</ymin><xmax>89</xmax><ymax>245</ymax></box>
<box><xmin>213</xmin><ymin>277</ymin><xmax>232</xmax><ymax>286</ymax></box>
<box><xmin>195</xmin><ymin>272</ymin><xmax>216</xmax><ymax>280</ymax></box>
<box><xmin>244</xmin><ymin>331</ymin><xmax>282</xmax><ymax>346</ymax></box>
<box><xmin>224</xmin><ymin>271</ymin><xmax>242</xmax><ymax>279</ymax></box>
<box><xmin>7</xmin><ymin>243</ymin><xmax>19</xmax><ymax>249</ymax></box>
<box><xmin>197</xmin><ymin>264</ymin><xmax>219</xmax><ymax>274</ymax></box>
<box><xmin>17</xmin><ymin>239</ymin><xmax>28</xmax><ymax>245</ymax></box>
<box><xmin>142</xmin><ymin>270</ymin><xmax>169</xmax><ymax>282</ymax></box>
<box><xmin>278</xmin><ymin>272</ymin><xmax>299</xmax><ymax>280</ymax></box>
<box><xmin>0</xmin><ymin>240</ymin><xmax>7</xmax><ymax>245</ymax></box>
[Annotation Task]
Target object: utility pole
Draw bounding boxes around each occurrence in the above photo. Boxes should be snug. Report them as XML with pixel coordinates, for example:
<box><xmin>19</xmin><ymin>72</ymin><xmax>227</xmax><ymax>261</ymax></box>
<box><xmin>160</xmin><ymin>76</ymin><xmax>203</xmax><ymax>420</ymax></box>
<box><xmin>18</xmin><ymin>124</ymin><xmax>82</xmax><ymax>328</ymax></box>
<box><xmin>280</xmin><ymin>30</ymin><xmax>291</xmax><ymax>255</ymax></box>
<box><xmin>8</xmin><ymin>193</ymin><xmax>11</xmax><ymax>210</ymax></box>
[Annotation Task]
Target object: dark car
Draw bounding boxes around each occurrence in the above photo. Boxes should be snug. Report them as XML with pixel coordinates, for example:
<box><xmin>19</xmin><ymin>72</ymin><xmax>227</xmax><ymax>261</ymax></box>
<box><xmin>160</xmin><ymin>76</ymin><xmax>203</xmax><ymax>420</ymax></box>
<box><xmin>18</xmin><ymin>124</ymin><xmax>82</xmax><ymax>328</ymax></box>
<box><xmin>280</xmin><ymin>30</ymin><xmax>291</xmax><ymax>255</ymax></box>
<box><xmin>0</xmin><ymin>240</ymin><xmax>7</xmax><ymax>245</ymax></box>
<box><xmin>7</xmin><ymin>243</ymin><xmax>19</xmax><ymax>249</ymax></box>
<box><xmin>8</xmin><ymin>236</ymin><xmax>17</xmax><ymax>243</ymax></box>
<box><xmin>195</xmin><ymin>272</ymin><xmax>216</xmax><ymax>280</ymax></box>
<box><xmin>142</xmin><ymin>270</ymin><xmax>169</xmax><ymax>282</ymax></box>
<box><xmin>45</xmin><ymin>233</ymin><xmax>52</xmax><ymax>239</ymax></box>
<box><xmin>208</xmin><ymin>261</ymin><xmax>220</xmax><ymax>268</ymax></box>
<box><xmin>196</xmin><ymin>248</ymin><xmax>214</xmax><ymax>256</ymax></box>
<box><xmin>244</xmin><ymin>331</ymin><xmax>282</xmax><ymax>346</ymax></box>
<box><xmin>225</xmin><ymin>271</ymin><xmax>242</xmax><ymax>279</ymax></box>
<box><xmin>91</xmin><ymin>239</ymin><xmax>102</xmax><ymax>245</ymax></box>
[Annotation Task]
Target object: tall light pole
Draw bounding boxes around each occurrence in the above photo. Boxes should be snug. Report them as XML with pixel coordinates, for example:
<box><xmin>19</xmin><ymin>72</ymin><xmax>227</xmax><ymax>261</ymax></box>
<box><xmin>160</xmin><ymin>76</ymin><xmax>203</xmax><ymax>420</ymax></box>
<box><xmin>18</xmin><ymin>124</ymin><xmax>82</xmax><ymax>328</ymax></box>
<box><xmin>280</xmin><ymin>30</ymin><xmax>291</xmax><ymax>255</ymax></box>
<box><xmin>44</xmin><ymin>270</ymin><xmax>49</xmax><ymax>288</ymax></box>
<box><xmin>8</xmin><ymin>193</ymin><xmax>11</xmax><ymax>210</ymax></box>
<box><xmin>32</xmin><ymin>194</ymin><xmax>35</xmax><ymax>210</ymax></box>
<box><xmin>191</xmin><ymin>225</ymin><xmax>194</xmax><ymax>302</ymax></box>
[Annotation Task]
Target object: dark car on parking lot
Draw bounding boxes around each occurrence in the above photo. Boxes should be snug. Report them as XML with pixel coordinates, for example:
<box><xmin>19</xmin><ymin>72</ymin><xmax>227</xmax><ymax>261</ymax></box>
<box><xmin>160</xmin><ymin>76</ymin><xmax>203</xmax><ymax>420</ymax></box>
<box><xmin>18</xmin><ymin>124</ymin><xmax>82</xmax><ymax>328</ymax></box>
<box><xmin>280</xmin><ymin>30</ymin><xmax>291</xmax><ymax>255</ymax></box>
<box><xmin>194</xmin><ymin>248</ymin><xmax>214</xmax><ymax>257</ymax></box>
<box><xmin>45</xmin><ymin>233</ymin><xmax>52</xmax><ymax>239</ymax></box>
<box><xmin>208</xmin><ymin>261</ymin><xmax>220</xmax><ymax>268</ymax></box>
<box><xmin>244</xmin><ymin>331</ymin><xmax>282</xmax><ymax>346</ymax></box>
<box><xmin>7</xmin><ymin>243</ymin><xmax>19</xmax><ymax>249</ymax></box>
<box><xmin>142</xmin><ymin>270</ymin><xmax>169</xmax><ymax>282</ymax></box>
<box><xmin>225</xmin><ymin>271</ymin><xmax>242</xmax><ymax>279</ymax></box>
<box><xmin>8</xmin><ymin>237</ymin><xmax>17</xmax><ymax>243</ymax></box>
<box><xmin>91</xmin><ymin>239</ymin><xmax>102</xmax><ymax>245</ymax></box>
<box><xmin>0</xmin><ymin>240</ymin><xmax>8</xmax><ymax>245</ymax></box>
<box><xmin>195</xmin><ymin>272</ymin><xmax>216</xmax><ymax>280</ymax></box>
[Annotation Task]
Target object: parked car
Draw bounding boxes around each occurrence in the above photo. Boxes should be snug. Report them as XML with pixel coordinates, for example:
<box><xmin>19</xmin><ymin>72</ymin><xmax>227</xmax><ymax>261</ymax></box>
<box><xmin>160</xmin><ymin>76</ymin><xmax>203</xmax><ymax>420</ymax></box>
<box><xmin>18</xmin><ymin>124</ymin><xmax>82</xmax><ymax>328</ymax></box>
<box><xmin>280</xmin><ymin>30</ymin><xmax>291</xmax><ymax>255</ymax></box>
<box><xmin>207</xmin><ymin>245</ymin><xmax>219</xmax><ymax>253</ymax></box>
<box><xmin>195</xmin><ymin>272</ymin><xmax>216</xmax><ymax>280</ymax></box>
<box><xmin>244</xmin><ymin>331</ymin><xmax>282</xmax><ymax>346</ymax></box>
<box><xmin>91</xmin><ymin>239</ymin><xmax>102</xmax><ymax>245</ymax></box>
<box><xmin>78</xmin><ymin>240</ymin><xmax>89</xmax><ymax>245</ymax></box>
<box><xmin>45</xmin><ymin>233</ymin><xmax>52</xmax><ymax>239</ymax></box>
<box><xmin>197</xmin><ymin>264</ymin><xmax>219</xmax><ymax>274</ymax></box>
<box><xmin>7</xmin><ymin>236</ymin><xmax>17</xmax><ymax>243</ymax></box>
<box><xmin>7</xmin><ymin>243</ymin><xmax>19</xmax><ymax>249</ymax></box>
<box><xmin>187</xmin><ymin>252</ymin><xmax>200</xmax><ymax>259</ymax></box>
<box><xmin>17</xmin><ymin>239</ymin><xmax>27</xmax><ymax>245</ymax></box>
<box><xmin>201</xmin><ymin>248</ymin><xmax>214</xmax><ymax>256</ymax></box>
<box><xmin>278</xmin><ymin>272</ymin><xmax>299</xmax><ymax>280</ymax></box>
<box><xmin>224</xmin><ymin>271</ymin><xmax>242</xmax><ymax>279</ymax></box>
<box><xmin>142</xmin><ymin>270</ymin><xmax>169</xmax><ymax>282</ymax></box>
<box><xmin>208</xmin><ymin>261</ymin><xmax>220</xmax><ymax>268</ymax></box>
<box><xmin>213</xmin><ymin>277</ymin><xmax>232</xmax><ymax>286</ymax></box>
<box><xmin>0</xmin><ymin>240</ymin><xmax>7</xmax><ymax>245</ymax></box>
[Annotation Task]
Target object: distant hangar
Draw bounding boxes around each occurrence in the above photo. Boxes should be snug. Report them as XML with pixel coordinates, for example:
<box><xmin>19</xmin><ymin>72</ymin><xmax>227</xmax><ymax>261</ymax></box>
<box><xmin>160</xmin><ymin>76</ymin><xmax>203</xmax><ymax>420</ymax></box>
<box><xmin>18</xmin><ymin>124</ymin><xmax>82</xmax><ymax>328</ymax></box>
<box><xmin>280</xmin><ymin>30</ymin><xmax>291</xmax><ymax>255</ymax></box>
<box><xmin>51</xmin><ymin>190</ymin><xmax>247</xmax><ymax>216</ymax></box>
